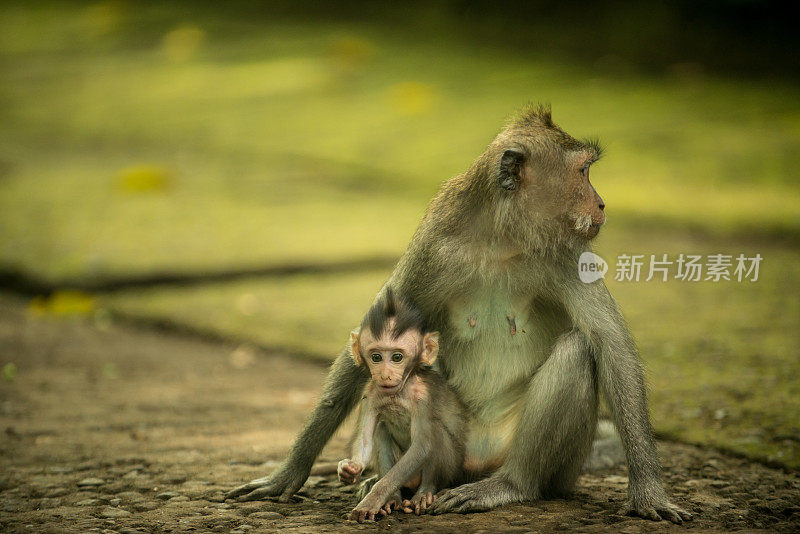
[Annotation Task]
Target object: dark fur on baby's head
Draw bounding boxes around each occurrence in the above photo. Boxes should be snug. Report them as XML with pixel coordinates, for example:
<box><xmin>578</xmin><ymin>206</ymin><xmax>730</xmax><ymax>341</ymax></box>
<box><xmin>361</xmin><ymin>287</ymin><xmax>427</xmax><ymax>340</ymax></box>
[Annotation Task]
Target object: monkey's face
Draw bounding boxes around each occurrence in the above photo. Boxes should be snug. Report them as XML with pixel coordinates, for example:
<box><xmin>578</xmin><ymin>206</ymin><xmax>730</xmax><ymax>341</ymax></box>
<box><xmin>499</xmin><ymin>142</ymin><xmax>605</xmax><ymax>242</ymax></box>
<box><xmin>561</xmin><ymin>149</ymin><xmax>605</xmax><ymax>239</ymax></box>
<box><xmin>359</xmin><ymin>328</ymin><xmax>421</xmax><ymax>395</ymax></box>
<box><xmin>351</xmin><ymin>327</ymin><xmax>439</xmax><ymax>396</ymax></box>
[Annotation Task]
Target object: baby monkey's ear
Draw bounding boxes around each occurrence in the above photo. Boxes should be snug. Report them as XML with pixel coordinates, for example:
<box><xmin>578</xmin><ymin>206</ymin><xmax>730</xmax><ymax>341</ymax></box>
<box><xmin>350</xmin><ymin>330</ymin><xmax>362</xmax><ymax>366</ymax></box>
<box><xmin>421</xmin><ymin>332</ymin><xmax>440</xmax><ymax>366</ymax></box>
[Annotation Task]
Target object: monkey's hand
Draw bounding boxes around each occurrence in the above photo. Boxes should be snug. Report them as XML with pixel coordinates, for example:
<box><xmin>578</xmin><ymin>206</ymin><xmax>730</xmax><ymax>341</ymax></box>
<box><xmin>348</xmin><ymin>492</ymin><xmax>400</xmax><ymax>522</ymax></box>
<box><xmin>337</xmin><ymin>459</ymin><xmax>364</xmax><ymax>485</ymax></box>
<box><xmin>226</xmin><ymin>460</ymin><xmax>308</xmax><ymax>502</ymax></box>
<box><xmin>429</xmin><ymin>474</ymin><xmax>523</xmax><ymax>514</ymax></box>
<box><xmin>623</xmin><ymin>486</ymin><xmax>693</xmax><ymax>524</ymax></box>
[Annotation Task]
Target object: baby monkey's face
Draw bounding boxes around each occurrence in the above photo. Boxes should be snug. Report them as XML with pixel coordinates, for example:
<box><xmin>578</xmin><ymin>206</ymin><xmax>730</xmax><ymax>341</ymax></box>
<box><xmin>350</xmin><ymin>320</ymin><xmax>439</xmax><ymax>397</ymax></box>
<box><xmin>359</xmin><ymin>328</ymin><xmax>422</xmax><ymax>395</ymax></box>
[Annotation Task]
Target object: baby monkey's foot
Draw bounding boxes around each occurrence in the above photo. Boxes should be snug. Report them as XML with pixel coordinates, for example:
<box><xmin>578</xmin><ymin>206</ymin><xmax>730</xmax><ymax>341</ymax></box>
<box><xmin>349</xmin><ymin>492</ymin><xmax>401</xmax><ymax>522</ymax></box>
<box><xmin>402</xmin><ymin>490</ymin><xmax>435</xmax><ymax>515</ymax></box>
<box><xmin>384</xmin><ymin>492</ymin><xmax>402</xmax><ymax>514</ymax></box>
<box><xmin>337</xmin><ymin>459</ymin><xmax>363</xmax><ymax>485</ymax></box>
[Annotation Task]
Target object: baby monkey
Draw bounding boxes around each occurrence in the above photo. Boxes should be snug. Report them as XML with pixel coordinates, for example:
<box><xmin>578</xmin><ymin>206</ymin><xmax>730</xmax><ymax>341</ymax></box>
<box><xmin>338</xmin><ymin>288</ymin><xmax>466</xmax><ymax>522</ymax></box>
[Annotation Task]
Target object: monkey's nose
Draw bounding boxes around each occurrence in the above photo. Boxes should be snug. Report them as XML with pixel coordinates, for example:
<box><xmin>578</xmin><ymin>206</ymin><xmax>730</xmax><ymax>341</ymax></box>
<box><xmin>598</xmin><ymin>201</ymin><xmax>605</xmax><ymax>211</ymax></box>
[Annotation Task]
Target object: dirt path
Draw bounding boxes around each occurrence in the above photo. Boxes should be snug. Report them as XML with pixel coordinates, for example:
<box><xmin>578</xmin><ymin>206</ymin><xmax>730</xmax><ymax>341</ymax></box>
<box><xmin>0</xmin><ymin>295</ymin><xmax>798</xmax><ymax>533</ymax></box>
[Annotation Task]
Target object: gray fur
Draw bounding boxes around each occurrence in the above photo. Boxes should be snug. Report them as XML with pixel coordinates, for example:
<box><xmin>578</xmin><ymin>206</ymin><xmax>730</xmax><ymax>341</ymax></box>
<box><xmin>346</xmin><ymin>368</ymin><xmax>466</xmax><ymax>521</ymax></box>
<box><xmin>227</xmin><ymin>106</ymin><xmax>691</xmax><ymax>524</ymax></box>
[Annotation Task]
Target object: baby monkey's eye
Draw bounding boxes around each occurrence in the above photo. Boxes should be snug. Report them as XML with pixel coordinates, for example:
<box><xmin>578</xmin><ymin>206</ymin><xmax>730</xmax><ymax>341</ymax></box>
<box><xmin>370</xmin><ymin>353</ymin><xmax>382</xmax><ymax>363</ymax></box>
<box><xmin>391</xmin><ymin>353</ymin><xmax>403</xmax><ymax>363</ymax></box>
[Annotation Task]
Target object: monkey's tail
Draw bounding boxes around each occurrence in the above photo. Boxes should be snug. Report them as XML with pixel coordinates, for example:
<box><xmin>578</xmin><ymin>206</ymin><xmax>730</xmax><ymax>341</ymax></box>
<box><xmin>309</xmin><ymin>462</ymin><xmax>339</xmax><ymax>476</ymax></box>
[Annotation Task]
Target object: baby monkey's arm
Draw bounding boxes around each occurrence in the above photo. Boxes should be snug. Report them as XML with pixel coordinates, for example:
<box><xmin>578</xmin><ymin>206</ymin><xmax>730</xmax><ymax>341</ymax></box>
<box><xmin>338</xmin><ymin>403</ymin><xmax>376</xmax><ymax>485</ymax></box>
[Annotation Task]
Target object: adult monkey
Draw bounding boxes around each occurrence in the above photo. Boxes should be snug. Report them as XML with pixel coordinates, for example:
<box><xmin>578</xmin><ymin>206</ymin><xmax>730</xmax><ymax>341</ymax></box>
<box><xmin>229</xmin><ymin>105</ymin><xmax>691</xmax><ymax>523</ymax></box>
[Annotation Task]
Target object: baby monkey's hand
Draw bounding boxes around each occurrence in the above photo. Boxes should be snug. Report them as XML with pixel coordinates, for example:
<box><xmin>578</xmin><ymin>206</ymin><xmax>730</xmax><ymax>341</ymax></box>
<box><xmin>337</xmin><ymin>459</ymin><xmax>363</xmax><ymax>485</ymax></box>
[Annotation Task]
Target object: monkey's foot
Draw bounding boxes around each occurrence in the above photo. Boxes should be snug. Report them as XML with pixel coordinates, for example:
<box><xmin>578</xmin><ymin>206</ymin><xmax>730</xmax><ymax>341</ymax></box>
<box><xmin>401</xmin><ymin>490</ymin><xmax>435</xmax><ymax>515</ymax></box>
<box><xmin>429</xmin><ymin>475</ymin><xmax>523</xmax><ymax>514</ymax></box>
<box><xmin>226</xmin><ymin>463</ymin><xmax>307</xmax><ymax>502</ymax></box>
<box><xmin>623</xmin><ymin>495</ymin><xmax>693</xmax><ymax>524</ymax></box>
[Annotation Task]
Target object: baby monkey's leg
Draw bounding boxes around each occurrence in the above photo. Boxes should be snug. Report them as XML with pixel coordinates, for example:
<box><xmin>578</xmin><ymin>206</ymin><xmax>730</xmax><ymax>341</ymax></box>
<box><xmin>350</xmin><ymin>422</ymin><xmax>431</xmax><ymax>522</ymax></box>
<box><xmin>402</xmin><ymin>468</ymin><xmax>436</xmax><ymax>515</ymax></box>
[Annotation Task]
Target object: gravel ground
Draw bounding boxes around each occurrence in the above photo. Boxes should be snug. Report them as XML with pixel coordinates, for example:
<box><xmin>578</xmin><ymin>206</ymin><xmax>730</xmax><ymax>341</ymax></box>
<box><xmin>1</xmin><ymin>295</ymin><xmax>798</xmax><ymax>533</ymax></box>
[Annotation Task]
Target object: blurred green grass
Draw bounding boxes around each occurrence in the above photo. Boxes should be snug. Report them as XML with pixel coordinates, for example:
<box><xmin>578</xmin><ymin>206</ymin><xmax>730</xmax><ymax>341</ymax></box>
<box><xmin>0</xmin><ymin>148</ymin><xmax>421</xmax><ymax>281</ymax></box>
<box><xmin>1</xmin><ymin>3</ymin><xmax>799</xmax><ymax>470</ymax></box>
<box><xmin>1</xmin><ymin>2</ymin><xmax>799</xmax><ymax>283</ymax></box>
<box><xmin>102</xmin><ymin>269</ymin><xmax>390</xmax><ymax>358</ymax></box>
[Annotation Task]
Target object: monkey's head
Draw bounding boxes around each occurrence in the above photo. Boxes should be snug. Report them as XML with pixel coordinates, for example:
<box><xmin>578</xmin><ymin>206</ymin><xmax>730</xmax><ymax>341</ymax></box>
<box><xmin>350</xmin><ymin>288</ymin><xmax>439</xmax><ymax>396</ymax></box>
<box><xmin>488</xmin><ymin>105</ymin><xmax>606</xmax><ymax>244</ymax></box>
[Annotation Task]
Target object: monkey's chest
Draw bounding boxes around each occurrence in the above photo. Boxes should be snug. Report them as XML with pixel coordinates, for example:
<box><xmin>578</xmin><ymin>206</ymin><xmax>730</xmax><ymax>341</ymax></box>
<box><xmin>445</xmin><ymin>287</ymin><xmax>547</xmax><ymax>402</ymax></box>
<box><xmin>443</xmin><ymin>285</ymin><xmax>568</xmax><ymax>468</ymax></box>
<box><xmin>447</xmin><ymin>283</ymin><xmax>533</xmax><ymax>340</ymax></box>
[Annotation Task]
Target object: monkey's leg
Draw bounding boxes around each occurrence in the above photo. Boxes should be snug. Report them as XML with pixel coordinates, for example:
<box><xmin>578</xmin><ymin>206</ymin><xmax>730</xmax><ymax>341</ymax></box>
<box><xmin>228</xmin><ymin>347</ymin><xmax>367</xmax><ymax>501</ymax></box>
<box><xmin>574</xmin><ymin>284</ymin><xmax>692</xmax><ymax>523</ymax></box>
<box><xmin>430</xmin><ymin>329</ymin><xmax>597</xmax><ymax>514</ymax></box>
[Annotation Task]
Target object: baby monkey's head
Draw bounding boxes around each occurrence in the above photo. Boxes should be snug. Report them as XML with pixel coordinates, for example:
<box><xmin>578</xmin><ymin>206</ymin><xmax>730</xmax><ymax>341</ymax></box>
<box><xmin>350</xmin><ymin>287</ymin><xmax>439</xmax><ymax>396</ymax></box>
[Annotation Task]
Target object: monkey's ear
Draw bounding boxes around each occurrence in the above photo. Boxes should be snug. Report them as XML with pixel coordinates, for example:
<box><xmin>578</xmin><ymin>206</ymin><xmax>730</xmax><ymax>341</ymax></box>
<box><xmin>498</xmin><ymin>148</ymin><xmax>526</xmax><ymax>191</ymax></box>
<box><xmin>350</xmin><ymin>330</ymin><xmax>363</xmax><ymax>366</ymax></box>
<box><xmin>421</xmin><ymin>332</ymin><xmax>440</xmax><ymax>366</ymax></box>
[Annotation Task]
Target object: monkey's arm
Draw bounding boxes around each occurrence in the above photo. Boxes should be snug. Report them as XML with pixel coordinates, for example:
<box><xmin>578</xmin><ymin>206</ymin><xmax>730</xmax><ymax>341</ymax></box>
<box><xmin>338</xmin><ymin>403</ymin><xmax>377</xmax><ymax>484</ymax></box>
<box><xmin>353</xmin><ymin>404</ymin><xmax>377</xmax><ymax>464</ymax></box>
<box><xmin>228</xmin><ymin>348</ymin><xmax>367</xmax><ymax>501</ymax></box>
<box><xmin>575</xmin><ymin>282</ymin><xmax>691</xmax><ymax>523</ymax></box>
<box><xmin>349</xmin><ymin>410</ymin><xmax>432</xmax><ymax>521</ymax></box>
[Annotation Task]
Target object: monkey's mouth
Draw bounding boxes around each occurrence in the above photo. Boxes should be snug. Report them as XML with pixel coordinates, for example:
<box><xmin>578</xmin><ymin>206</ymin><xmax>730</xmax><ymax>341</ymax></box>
<box><xmin>379</xmin><ymin>384</ymin><xmax>401</xmax><ymax>394</ymax></box>
<box><xmin>586</xmin><ymin>224</ymin><xmax>602</xmax><ymax>238</ymax></box>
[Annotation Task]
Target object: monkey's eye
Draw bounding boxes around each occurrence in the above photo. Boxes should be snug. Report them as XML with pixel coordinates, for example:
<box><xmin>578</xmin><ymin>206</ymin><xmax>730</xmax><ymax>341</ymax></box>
<box><xmin>391</xmin><ymin>353</ymin><xmax>403</xmax><ymax>363</ymax></box>
<box><xmin>580</xmin><ymin>164</ymin><xmax>590</xmax><ymax>178</ymax></box>
<box><xmin>370</xmin><ymin>353</ymin><xmax>382</xmax><ymax>363</ymax></box>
